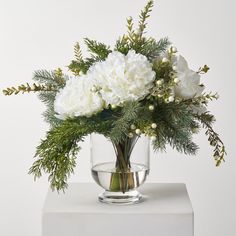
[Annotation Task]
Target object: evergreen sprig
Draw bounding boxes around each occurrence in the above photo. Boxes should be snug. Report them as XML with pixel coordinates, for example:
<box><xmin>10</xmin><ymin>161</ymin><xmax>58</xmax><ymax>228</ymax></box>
<box><xmin>115</xmin><ymin>0</ymin><xmax>169</xmax><ymax>58</ymax></box>
<box><xmin>138</xmin><ymin>0</ymin><xmax>154</xmax><ymax>38</ymax></box>
<box><xmin>32</xmin><ymin>70</ymin><xmax>66</xmax><ymax>88</ymax></box>
<box><xmin>115</xmin><ymin>36</ymin><xmax>131</xmax><ymax>55</ymax></box>
<box><xmin>29</xmin><ymin>119</ymin><xmax>91</xmax><ymax>191</ymax></box>
<box><xmin>84</xmin><ymin>38</ymin><xmax>111</xmax><ymax>61</ymax></box>
<box><xmin>3</xmin><ymin>83</ymin><xmax>56</xmax><ymax>95</ymax></box>
<box><xmin>140</xmin><ymin>37</ymin><xmax>170</xmax><ymax>61</ymax></box>
<box><xmin>74</xmin><ymin>42</ymin><xmax>83</xmax><ymax>62</ymax></box>
<box><xmin>151</xmin><ymin>102</ymin><xmax>199</xmax><ymax>154</ymax></box>
<box><xmin>195</xmin><ymin>113</ymin><xmax>226</xmax><ymax>166</ymax></box>
<box><xmin>109</xmin><ymin>102</ymin><xmax>141</xmax><ymax>144</ymax></box>
<box><xmin>182</xmin><ymin>92</ymin><xmax>219</xmax><ymax>108</ymax></box>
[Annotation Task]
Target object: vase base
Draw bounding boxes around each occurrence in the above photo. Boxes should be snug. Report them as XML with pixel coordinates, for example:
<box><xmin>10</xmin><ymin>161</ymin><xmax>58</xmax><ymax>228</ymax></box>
<box><xmin>98</xmin><ymin>190</ymin><xmax>142</xmax><ymax>205</ymax></box>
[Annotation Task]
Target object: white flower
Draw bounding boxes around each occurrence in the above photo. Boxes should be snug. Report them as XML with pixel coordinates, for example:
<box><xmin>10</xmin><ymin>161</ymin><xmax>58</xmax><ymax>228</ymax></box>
<box><xmin>88</xmin><ymin>50</ymin><xmax>156</xmax><ymax>106</ymax></box>
<box><xmin>173</xmin><ymin>55</ymin><xmax>204</xmax><ymax>99</ymax></box>
<box><xmin>54</xmin><ymin>76</ymin><xmax>104</xmax><ymax>119</ymax></box>
<box><xmin>54</xmin><ymin>50</ymin><xmax>155</xmax><ymax>119</ymax></box>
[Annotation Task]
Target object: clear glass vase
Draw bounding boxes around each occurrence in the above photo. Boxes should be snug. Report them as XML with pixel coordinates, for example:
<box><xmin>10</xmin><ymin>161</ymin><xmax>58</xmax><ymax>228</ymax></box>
<box><xmin>90</xmin><ymin>134</ymin><xmax>150</xmax><ymax>205</ymax></box>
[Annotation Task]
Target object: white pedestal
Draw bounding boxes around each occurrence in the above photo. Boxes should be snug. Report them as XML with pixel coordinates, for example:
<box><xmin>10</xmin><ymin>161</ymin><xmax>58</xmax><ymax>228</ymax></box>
<box><xmin>42</xmin><ymin>183</ymin><xmax>194</xmax><ymax>236</ymax></box>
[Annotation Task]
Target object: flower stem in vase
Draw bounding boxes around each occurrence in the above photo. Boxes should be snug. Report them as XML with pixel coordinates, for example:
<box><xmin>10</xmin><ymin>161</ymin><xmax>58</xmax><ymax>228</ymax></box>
<box><xmin>109</xmin><ymin>137</ymin><xmax>138</xmax><ymax>193</ymax></box>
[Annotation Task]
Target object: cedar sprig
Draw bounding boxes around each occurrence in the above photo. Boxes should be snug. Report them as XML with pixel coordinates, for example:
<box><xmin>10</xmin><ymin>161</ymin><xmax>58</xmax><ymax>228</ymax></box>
<box><xmin>29</xmin><ymin>119</ymin><xmax>91</xmax><ymax>191</ymax></box>
<box><xmin>84</xmin><ymin>38</ymin><xmax>111</xmax><ymax>61</ymax></box>
<box><xmin>74</xmin><ymin>42</ymin><xmax>83</xmax><ymax>62</ymax></box>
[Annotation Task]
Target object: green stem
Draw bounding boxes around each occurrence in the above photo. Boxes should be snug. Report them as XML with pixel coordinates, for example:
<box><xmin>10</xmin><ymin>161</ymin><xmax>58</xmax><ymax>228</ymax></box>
<box><xmin>109</xmin><ymin>136</ymin><xmax>139</xmax><ymax>193</ymax></box>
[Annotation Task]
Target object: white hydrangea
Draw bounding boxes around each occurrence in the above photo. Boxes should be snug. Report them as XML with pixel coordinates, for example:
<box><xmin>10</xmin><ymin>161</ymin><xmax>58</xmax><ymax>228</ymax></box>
<box><xmin>88</xmin><ymin>50</ymin><xmax>156</xmax><ymax>106</ymax></box>
<box><xmin>54</xmin><ymin>50</ymin><xmax>155</xmax><ymax>119</ymax></box>
<box><xmin>173</xmin><ymin>55</ymin><xmax>204</xmax><ymax>99</ymax></box>
<box><xmin>54</xmin><ymin>76</ymin><xmax>104</xmax><ymax>119</ymax></box>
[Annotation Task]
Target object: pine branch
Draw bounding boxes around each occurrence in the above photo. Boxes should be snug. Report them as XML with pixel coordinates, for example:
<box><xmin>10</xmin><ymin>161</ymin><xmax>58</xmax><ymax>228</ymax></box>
<box><xmin>151</xmin><ymin>102</ymin><xmax>199</xmax><ymax>154</ymax></box>
<box><xmin>140</xmin><ymin>37</ymin><xmax>171</xmax><ymax>60</ymax></box>
<box><xmin>109</xmin><ymin>102</ymin><xmax>141</xmax><ymax>144</ymax></box>
<box><xmin>38</xmin><ymin>91</ymin><xmax>61</xmax><ymax>127</ymax></box>
<box><xmin>33</xmin><ymin>70</ymin><xmax>66</xmax><ymax>87</ymax></box>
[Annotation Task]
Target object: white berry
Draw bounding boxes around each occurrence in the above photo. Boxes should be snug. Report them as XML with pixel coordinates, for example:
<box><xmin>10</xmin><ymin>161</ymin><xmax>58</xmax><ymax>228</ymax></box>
<box><xmin>168</xmin><ymin>96</ymin><xmax>175</xmax><ymax>102</ymax></box>
<box><xmin>128</xmin><ymin>132</ymin><xmax>134</xmax><ymax>138</ymax></box>
<box><xmin>91</xmin><ymin>86</ymin><xmax>97</xmax><ymax>92</ymax></box>
<box><xmin>156</xmin><ymin>79</ymin><xmax>164</xmax><ymax>86</ymax></box>
<box><xmin>130</xmin><ymin>124</ymin><xmax>136</xmax><ymax>130</ymax></box>
<box><xmin>173</xmin><ymin>77</ymin><xmax>180</xmax><ymax>83</ymax></box>
<box><xmin>135</xmin><ymin>129</ymin><xmax>141</xmax><ymax>135</ymax></box>
<box><xmin>151</xmin><ymin>123</ymin><xmax>157</xmax><ymax>129</ymax></box>
<box><xmin>150</xmin><ymin>136</ymin><xmax>157</xmax><ymax>141</ymax></box>
<box><xmin>171</xmin><ymin>46</ymin><xmax>177</xmax><ymax>53</ymax></box>
<box><xmin>148</xmin><ymin>105</ymin><xmax>154</xmax><ymax>111</ymax></box>
<box><xmin>111</xmin><ymin>104</ymin><xmax>117</xmax><ymax>109</ymax></box>
<box><xmin>162</xmin><ymin>57</ymin><xmax>169</xmax><ymax>63</ymax></box>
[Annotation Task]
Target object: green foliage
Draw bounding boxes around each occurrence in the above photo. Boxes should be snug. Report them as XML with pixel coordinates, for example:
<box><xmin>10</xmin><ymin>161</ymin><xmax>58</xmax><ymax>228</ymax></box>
<box><xmin>195</xmin><ymin>112</ymin><xmax>226</xmax><ymax>166</ymax></box>
<box><xmin>33</xmin><ymin>70</ymin><xmax>67</xmax><ymax>127</ymax></box>
<box><xmin>3</xmin><ymin>82</ymin><xmax>56</xmax><ymax>95</ymax></box>
<box><xmin>138</xmin><ymin>0</ymin><xmax>154</xmax><ymax>38</ymax></box>
<box><xmin>153</xmin><ymin>56</ymin><xmax>174</xmax><ymax>81</ymax></box>
<box><xmin>68</xmin><ymin>39</ymin><xmax>111</xmax><ymax>75</ymax></box>
<box><xmin>182</xmin><ymin>92</ymin><xmax>219</xmax><ymax>108</ymax></box>
<box><xmin>84</xmin><ymin>38</ymin><xmax>111</xmax><ymax>60</ymax></box>
<box><xmin>198</xmin><ymin>65</ymin><xmax>210</xmax><ymax>74</ymax></box>
<box><xmin>115</xmin><ymin>1</ymin><xmax>169</xmax><ymax>59</ymax></box>
<box><xmin>151</xmin><ymin>102</ymin><xmax>199</xmax><ymax>154</ymax></box>
<box><xmin>39</xmin><ymin>92</ymin><xmax>61</xmax><ymax>127</ymax></box>
<box><xmin>29</xmin><ymin>119</ymin><xmax>91</xmax><ymax>191</ymax></box>
<box><xmin>109</xmin><ymin>102</ymin><xmax>141</xmax><ymax>144</ymax></box>
<box><xmin>68</xmin><ymin>60</ymin><xmax>90</xmax><ymax>75</ymax></box>
<box><xmin>74</xmin><ymin>42</ymin><xmax>83</xmax><ymax>62</ymax></box>
<box><xmin>114</xmin><ymin>36</ymin><xmax>131</xmax><ymax>55</ymax></box>
<box><xmin>140</xmin><ymin>37</ymin><xmax>170</xmax><ymax>61</ymax></box>
<box><xmin>33</xmin><ymin>70</ymin><xmax>66</xmax><ymax>88</ymax></box>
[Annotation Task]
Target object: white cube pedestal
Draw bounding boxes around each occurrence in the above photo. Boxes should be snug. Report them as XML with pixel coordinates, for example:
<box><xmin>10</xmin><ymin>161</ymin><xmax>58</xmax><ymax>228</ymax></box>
<box><xmin>42</xmin><ymin>183</ymin><xmax>194</xmax><ymax>236</ymax></box>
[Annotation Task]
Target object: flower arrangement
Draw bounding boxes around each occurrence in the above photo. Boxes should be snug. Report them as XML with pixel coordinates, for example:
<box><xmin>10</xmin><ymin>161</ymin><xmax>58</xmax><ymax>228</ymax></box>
<box><xmin>3</xmin><ymin>0</ymin><xmax>226</xmax><ymax>192</ymax></box>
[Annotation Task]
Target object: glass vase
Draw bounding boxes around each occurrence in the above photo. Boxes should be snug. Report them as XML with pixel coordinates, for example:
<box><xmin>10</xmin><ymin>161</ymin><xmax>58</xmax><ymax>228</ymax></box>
<box><xmin>90</xmin><ymin>134</ymin><xmax>150</xmax><ymax>205</ymax></box>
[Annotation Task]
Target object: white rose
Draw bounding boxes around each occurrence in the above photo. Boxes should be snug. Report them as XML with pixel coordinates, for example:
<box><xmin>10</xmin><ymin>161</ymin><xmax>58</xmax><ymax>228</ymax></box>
<box><xmin>54</xmin><ymin>76</ymin><xmax>104</xmax><ymax>120</ymax></box>
<box><xmin>88</xmin><ymin>50</ymin><xmax>156</xmax><ymax>106</ymax></box>
<box><xmin>173</xmin><ymin>55</ymin><xmax>204</xmax><ymax>99</ymax></box>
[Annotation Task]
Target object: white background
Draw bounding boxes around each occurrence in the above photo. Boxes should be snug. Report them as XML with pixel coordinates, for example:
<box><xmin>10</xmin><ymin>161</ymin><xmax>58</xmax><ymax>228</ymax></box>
<box><xmin>0</xmin><ymin>0</ymin><xmax>235</xmax><ymax>235</ymax></box>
